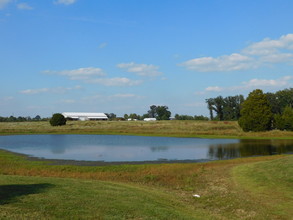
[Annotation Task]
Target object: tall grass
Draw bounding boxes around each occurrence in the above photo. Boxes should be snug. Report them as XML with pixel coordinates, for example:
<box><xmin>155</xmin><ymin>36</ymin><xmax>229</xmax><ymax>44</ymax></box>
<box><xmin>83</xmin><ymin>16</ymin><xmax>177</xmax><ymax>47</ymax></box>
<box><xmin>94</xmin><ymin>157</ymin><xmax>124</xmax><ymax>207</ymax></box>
<box><xmin>1</xmin><ymin>120</ymin><xmax>293</xmax><ymax>138</ymax></box>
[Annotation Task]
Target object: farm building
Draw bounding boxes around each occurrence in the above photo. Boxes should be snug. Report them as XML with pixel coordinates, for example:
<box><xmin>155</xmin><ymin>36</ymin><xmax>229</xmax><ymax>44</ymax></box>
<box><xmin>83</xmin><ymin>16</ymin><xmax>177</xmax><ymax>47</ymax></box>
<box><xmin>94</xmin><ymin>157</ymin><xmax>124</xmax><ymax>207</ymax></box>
<box><xmin>62</xmin><ymin>112</ymin><xmax>108</xmax><ymax>121</ymax></box>
<box><xmin>143</xmin><ymin>118</ymin><xmax>157</xmax><ymax>121</ymax></box>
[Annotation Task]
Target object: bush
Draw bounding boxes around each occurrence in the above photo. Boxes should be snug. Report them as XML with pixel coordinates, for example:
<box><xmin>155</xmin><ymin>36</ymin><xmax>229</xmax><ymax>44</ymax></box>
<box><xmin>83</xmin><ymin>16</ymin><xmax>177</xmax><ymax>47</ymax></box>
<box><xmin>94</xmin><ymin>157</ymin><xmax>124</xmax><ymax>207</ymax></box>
<box><xmin>50</xmin><ymin>113</ymin><xmax>66</xmax><ymax>126</ymax></box>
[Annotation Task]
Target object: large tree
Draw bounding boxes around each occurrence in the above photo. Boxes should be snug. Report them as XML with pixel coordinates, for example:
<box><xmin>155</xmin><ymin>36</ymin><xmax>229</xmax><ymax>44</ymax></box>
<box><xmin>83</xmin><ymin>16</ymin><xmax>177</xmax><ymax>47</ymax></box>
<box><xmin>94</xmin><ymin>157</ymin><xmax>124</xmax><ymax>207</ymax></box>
<box><xmin>267</xmin><ymin>88</ymin><xmax>293</xmax><ymax>114</ymax></box>
<box><xmin>238</xmin><ymin>89</ymin><xmax>273</xmax><ymax>132</ymax></box>
<box><xmin>147</xmin><ymin>105</ymin><xmax>171</xmax><ymax>120</ymax></box>
<box><xmin>206</xmin><ymin>95</ymin><xmax>244</xmax><ymax>121</ymax></box>
<box><xmin>274</xmin><ymin>106</ymin><xmax>293</xmax><ymax>131</ymax></box>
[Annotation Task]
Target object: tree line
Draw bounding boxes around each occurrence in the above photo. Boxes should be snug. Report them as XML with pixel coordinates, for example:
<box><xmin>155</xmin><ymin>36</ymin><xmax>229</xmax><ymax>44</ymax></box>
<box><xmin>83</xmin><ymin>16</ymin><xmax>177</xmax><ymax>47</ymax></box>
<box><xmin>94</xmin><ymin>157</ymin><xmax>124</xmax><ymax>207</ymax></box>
<box><xmin>206</xmin><ymin>95</ymin><xmax>244</xmax><ymax>121</ymax></box>
<box><xmin>0</xmin><ymin>115</ymin><xmax>45</xmax><ymax>122</ymax></box>
<box><xmin>123</xmin><ymin>105</ymin><xmax>172</xmax><ymax>120</ymax></box>
<box><xmin>205</xmin><ymin>88</ymin><xmax>293</xmax><ymax>123</ymax></box>
<box><xmin>238</xmin><ymin>88</ymin><xmax>293</xmax><ymax>131</ymax></box>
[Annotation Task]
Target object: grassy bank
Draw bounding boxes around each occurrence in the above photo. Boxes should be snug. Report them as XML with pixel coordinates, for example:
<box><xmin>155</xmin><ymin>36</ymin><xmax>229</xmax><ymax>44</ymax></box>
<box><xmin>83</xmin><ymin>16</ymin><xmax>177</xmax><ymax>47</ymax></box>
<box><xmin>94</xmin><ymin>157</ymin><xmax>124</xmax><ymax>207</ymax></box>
<box><xmin>1</xmin><ymin>120</ymin><xmax>293</xmax><ymax>138</ymax></box>
<box><xmin>0</xmin><ymin>150</ymin><xmax>292</xmax><ymax>219</ymax></box>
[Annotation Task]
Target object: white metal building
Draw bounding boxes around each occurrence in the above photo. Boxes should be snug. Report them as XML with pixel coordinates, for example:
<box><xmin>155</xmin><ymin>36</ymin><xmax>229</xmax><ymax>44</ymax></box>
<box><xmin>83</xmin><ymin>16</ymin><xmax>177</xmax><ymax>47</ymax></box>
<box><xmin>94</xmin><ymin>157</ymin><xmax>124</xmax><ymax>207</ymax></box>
<box><xmin>143</xmin><ymin>118</ymin><xmax>157</xmax><ymax>121</ymax></box>
<box><xmin>62</xmin><ymin>112</ymin><xmax>108</xmax><ymax>121</ymax></box>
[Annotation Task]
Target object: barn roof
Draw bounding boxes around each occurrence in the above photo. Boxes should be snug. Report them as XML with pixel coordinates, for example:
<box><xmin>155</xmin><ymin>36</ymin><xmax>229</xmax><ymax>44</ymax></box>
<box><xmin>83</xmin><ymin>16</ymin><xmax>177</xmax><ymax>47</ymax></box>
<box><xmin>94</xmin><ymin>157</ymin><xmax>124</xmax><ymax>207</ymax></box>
<box><xmin>62</xmin><ymin>112</ymin><xmax>108</xmax><ymax>119</ymax></box>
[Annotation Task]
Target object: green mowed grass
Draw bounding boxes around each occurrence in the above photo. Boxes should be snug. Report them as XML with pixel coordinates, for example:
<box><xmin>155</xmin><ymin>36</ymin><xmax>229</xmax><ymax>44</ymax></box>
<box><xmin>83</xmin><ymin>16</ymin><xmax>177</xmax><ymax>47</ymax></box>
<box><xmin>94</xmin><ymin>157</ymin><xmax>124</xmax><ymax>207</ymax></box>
<box><xmin>0</xmin><ymin>175</ymin><xmax>204</xmax><ymax>220</ymax></box>
<box><xmin>0</xmin><ymin>148</ymin><xmax>292</xmax><ymax>219</ymax></box>
<box><xmin>233</xmin><ymin>156</ymin><xmax>293</xmax><ymax>219</ymax></box>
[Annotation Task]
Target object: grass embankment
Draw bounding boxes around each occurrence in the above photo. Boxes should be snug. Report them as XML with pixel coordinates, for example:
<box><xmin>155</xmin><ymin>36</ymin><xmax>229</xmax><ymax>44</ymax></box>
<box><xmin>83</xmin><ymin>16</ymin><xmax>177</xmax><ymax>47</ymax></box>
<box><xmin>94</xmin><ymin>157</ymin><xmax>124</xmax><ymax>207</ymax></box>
<box><xmin>0</xmin><ymin>150</ymin><xmax>292</xmax><ymax>219</ymax></box>
<box><xmin>1</xmin><ymin>120</ymin><xmax>293</xmax><ymax>138</ymax></box>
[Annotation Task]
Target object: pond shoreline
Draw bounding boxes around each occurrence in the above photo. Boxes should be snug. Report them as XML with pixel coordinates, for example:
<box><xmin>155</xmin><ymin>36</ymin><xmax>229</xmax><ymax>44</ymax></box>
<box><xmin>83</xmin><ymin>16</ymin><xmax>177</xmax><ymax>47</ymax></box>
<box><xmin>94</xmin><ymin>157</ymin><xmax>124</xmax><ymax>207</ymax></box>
<box><xmin>2</xmin><ymin>148</ymin><xmax>292</xmax><ymax>166</ymax></box>
<box><xmin>0</xmin><ymin>149</ymin><xmax>212</xmax><ymax>166</ymax></box>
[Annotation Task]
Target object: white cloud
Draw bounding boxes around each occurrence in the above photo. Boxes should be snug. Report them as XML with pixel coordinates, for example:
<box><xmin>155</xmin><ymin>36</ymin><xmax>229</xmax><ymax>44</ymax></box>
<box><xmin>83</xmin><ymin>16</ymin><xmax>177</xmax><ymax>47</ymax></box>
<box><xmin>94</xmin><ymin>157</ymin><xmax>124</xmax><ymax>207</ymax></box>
<box><xmin>200</xmin><ymin>76</ymin><xmax>293</xmax><ymax>94</ymax></box>
<box><xmin>117</xmin><ymin>62</ymin><xmax>162</xmax><ymax>77</ymax></box>
<box><xmin>181</xmin><ymin>53</ymin><xmax>255</xmax><ymax>72</ymax></box>
<box><xmin>20</xmin><ymin>86</ymin><xmax>82</xmax><ymax>95</ymax></box>
<box><xmin>0</xmin><ymin>0</ymin><xmax>12</xmax><ymax>9</ymax></box>
<box><xmin>45</xmin><ymin>67</ymin><xmax>142</xmax><ymax>87</ymax></box>
<box><xmin>3</xmin><ymin>96</ymin><xmax>14</xmax><ymax>101</ymax></box>
<box><xmin>17</xmin><ymin>3</ymin><xmax>33</xmax><ymax>10</ymax></box>
<box><xmin>244</xmin><ymin>34</ymin><xmax>293</xmax><ymax>55</ymax></box>
<box><xmin>54</xmin><ymin>0</ymin><xmax>76</xmax><ymax>5</ymax></box>
<box><xmin>99</xmin><ymin>42</ymin><xmax>107</xmax><ymax>49</ymax></box>
<box><xmin>205</xmin><ymin>86</ymin><xmax>224</xmax><ymax>92</ymax></box>
<box><xmin>110</xmin><ymin>94</ymin><xmax>142</xmax><ymax>99</ymax></box>
<box><xmin>242</xmin><ymin>76</ymin><xmax>292</xmax><ymax>88</ymax></box>
<box><xmin>88</xmin><ymin>77</ymin><xmax>142</xmax><ymax>87</ymax></box>
<box><xmin>181</xmin><ymin>33</ymin><xmax>293</xmax><ymax>72</ymax></box>
<box><xmin>45</xmin><ymin>67</ymin><xmax>106</xmax><ymax>80</ymax></box>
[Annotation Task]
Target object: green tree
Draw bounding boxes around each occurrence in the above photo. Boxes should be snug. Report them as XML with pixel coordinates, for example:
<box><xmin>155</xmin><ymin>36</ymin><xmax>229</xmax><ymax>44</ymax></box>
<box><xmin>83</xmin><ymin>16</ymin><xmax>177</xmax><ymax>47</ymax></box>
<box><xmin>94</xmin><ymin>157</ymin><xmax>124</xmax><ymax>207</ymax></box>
<box><xmin>146</xmin><ymin>105</ymin><xmax>171</xmax><ymax>120</ymax></box>
<box><xmin>156</xmin><ymin>106</ymin><xmax>171</xmax><ymax>120</ymax></box>
<box><xmin>148</xmin><ymin>105</ymin><xmax>157</xmax><ymax>118</ymax></box>
<box><xmin>238</xmin><ymin>89</ymin><xmax>273</xmax><ymax>132</ymax></box>
<box><xmin>266</xmin><ymin>88</ymin><xmax>293</xmax><ymax>114</ymax></box>
<box><xmin>105</xmin><ymin>113</ymin><xmax>116</xmax><ymax>120</ymax></box>
<box><xmin>50</xmin><ymin>113</ymin><xmax>66</xmax><ymax>126</ymax></box>
<box><xmin>274</xmin><ymin>107</ymin><xmax>293</xmax><ymax>131</ymax></box>
<box><xmin>206</xmin><ymin>95</ymin><xmax>244</xmax><ymax>121</ymax></box>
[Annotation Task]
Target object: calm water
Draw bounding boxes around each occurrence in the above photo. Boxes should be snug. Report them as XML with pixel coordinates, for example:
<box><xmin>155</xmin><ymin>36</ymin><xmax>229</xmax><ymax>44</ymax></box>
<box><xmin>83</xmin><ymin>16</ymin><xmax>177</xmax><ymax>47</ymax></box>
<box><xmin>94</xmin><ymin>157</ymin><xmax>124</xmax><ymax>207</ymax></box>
<box><xmin>0</xmin><ymin>135</ymin><xmax>292</xmax><ymax>162</ymax></box>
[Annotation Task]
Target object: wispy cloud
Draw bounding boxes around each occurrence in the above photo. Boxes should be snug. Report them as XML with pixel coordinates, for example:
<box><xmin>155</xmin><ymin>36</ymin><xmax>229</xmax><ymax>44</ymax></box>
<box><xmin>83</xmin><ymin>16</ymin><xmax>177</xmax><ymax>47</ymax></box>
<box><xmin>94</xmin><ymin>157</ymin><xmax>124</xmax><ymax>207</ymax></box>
<box><xmin>20</xmin><ymin>86</ymin><xmax>82</xmax><ymax>95</ymax></box>
<box><xmin>54</xmin><ymin>0</ymin><xmax>76</xmax><ymax>5</ymax></box>
<box><xmin>109</xmin><ymin>93</ymin><xmax>143</xmax><ymax>99</ymax></box>
<box><xmin>117</xmin><ymin>62</ymin><xmax>162</xmax><ymax>77</ymax></box>
<box><xmin>88</xmin><ymin>77</ymin><xmax>142</xmax><ymax>87</ymax></box>
<box><xmin>99</xmin><ymin>42</ymin><xmax>107</xmax><ymax>49</ymax></box>
<box><xmin>45</xmin><ymin>67</ymin><xmax>142</xmax><ymax>87</ymax></box>
<box><xmin>17</xmin><ymin>3</ymin><xmax>33</xmax><ymax>10</ymax></box>
<box><xmin>59</xmin><ymin>99</ymin><xmax>76</xmax><ymax>104</ymax></box>
<box><xmin>0</xmin><ymin>0</ymin><xmax>12</xmax><ymax>9</ymax></box>
<box><xmin>181</xmin><ymin>34</ymin><xmax>293</xmax><ymax>72</ymax></box>
<box><xmin>45</xmin><ymin>67</ymin><xmax>106</xmax><ymax>80</ymax></box>
<box><xmin>199</xmin><ymin>76</ymin><xmax>293</xmax><ymax>94</ymax></box>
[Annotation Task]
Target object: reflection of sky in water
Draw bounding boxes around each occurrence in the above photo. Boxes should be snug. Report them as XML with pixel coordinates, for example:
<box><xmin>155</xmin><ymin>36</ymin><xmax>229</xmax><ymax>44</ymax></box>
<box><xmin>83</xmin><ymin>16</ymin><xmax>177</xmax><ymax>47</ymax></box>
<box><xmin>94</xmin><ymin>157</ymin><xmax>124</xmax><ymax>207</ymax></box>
<box><xmin>0</xmin><ymin>135</ymin><xmax>292</xmax><ymax>162</ymax></box>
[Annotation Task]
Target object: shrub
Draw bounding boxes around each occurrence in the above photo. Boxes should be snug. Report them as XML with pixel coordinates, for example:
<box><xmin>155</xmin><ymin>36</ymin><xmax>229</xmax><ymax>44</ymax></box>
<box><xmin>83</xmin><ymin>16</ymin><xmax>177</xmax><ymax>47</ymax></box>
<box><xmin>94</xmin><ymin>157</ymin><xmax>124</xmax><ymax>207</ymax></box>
<box><xmin>50</xmin><ymin>113</ymin><xmax>66</xmax><ymax>126</ymax></box>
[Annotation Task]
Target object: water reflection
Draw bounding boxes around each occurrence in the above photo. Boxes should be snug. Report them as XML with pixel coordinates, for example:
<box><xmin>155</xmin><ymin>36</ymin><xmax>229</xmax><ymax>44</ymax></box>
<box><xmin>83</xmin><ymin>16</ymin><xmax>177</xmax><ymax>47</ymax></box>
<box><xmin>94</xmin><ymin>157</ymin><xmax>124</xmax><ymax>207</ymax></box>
<box><xmin>0</xmin><ymin>135</ymin><xmax>292</xmax><ymax>162</ymax></box>
<box><xmin>48</xmin><ymin>135</ymin><xmax>66</xmax><ymax>154</ymax></box>
<box><xmin>208</xmin><ymin>139</ymin><xmax>293</xmax><ymax>159</ymax></box>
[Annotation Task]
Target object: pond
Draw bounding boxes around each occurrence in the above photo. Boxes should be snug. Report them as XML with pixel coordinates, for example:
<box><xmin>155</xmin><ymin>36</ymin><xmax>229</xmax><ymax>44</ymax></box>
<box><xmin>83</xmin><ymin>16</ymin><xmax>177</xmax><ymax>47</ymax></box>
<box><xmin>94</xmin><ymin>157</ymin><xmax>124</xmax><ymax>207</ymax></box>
<box><xmin>0</xmin><ymin>135</ymin><xmax>292</xmax><ymax>163</ymax></box>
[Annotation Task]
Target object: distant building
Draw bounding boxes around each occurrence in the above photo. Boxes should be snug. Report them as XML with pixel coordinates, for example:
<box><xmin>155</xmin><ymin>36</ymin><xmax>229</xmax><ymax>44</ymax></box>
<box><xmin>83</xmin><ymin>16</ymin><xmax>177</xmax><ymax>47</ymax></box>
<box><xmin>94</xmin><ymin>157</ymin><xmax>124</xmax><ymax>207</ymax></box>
<box><xmin>143</xmin><ymin>118</ymin><xmax>157</xmax><ymax>121</ymax></box>
<box><xmin>62</xmin><ymin>112</ymin><xmax>108</xmax><ymax>121</ymax></box>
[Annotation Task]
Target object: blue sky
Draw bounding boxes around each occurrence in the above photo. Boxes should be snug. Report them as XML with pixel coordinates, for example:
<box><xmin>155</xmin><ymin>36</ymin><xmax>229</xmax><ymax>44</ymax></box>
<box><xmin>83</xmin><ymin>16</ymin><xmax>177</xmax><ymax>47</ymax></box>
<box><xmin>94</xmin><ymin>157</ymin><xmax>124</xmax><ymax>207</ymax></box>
<box><xmin>1</xmin><ymin>0</ymin><xmax>293</xmax><ymax>118</ymax></box>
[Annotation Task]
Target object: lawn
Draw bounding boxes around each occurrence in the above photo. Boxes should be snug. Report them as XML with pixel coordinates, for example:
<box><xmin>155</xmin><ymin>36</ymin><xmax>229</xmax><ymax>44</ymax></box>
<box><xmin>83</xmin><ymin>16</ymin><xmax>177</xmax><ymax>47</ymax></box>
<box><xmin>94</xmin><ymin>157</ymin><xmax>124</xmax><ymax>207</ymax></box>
<box><xmin>0</xmin><ymin>149</ymin><xmax>292</xmax><ymax>219</ymax></box>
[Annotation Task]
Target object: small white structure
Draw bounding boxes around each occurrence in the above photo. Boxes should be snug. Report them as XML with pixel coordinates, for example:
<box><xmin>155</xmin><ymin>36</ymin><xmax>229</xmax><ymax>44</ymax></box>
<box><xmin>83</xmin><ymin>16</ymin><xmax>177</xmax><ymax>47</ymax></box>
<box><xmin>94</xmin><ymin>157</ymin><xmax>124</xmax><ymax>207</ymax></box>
<box><xmin>62</xmin><ymin>112</ymin><xmax>108</xmax><ymax>121</ymax></box>
<box><xmin>143</xmin><ymin>118</ymin><xmax>157</xmax><ymax>121</ymax></box>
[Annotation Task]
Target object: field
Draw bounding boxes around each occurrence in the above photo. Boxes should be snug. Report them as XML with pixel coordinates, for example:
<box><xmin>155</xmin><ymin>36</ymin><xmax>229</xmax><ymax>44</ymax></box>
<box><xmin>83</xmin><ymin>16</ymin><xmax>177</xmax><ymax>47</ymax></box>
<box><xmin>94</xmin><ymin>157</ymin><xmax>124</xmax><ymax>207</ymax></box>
<box><xmin>0</xmin><ymin>150</ymin><xmax>292</xmax><ymax>219</ymax></box>
<box><xmin>0</xmin><ymin>121</ymin><xmax>292</xmax><ymax>219</ymax></box>
<box><xmin>1</xmin><ymin>120</ymin><xmax>293</xmax><ymax>138</ymax></box>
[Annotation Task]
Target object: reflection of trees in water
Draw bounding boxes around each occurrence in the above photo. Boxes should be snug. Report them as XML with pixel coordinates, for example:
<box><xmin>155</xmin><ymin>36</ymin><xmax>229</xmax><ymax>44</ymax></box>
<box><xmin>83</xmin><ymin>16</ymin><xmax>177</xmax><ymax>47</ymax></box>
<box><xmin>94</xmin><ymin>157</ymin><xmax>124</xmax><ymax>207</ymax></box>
<box><xmin>150</xmin><ymin>146</ymin><xmax>169</xmax><ymax>152</ymax></box>
<box><xmin>208</xmin><ymin>139</ymin><xmax>293</xmax><ymax>160</ymax></box>
<box><xmin>208</xmin><ymin>143</ymin><xmax>240</xmax><ymax>159</ymax></box>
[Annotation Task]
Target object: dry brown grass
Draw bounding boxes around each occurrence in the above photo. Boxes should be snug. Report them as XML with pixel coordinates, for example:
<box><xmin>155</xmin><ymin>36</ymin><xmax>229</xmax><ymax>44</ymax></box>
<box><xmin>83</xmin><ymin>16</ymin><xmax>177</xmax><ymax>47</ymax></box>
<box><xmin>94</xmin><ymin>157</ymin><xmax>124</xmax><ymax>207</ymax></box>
<box><xmin>0</xmin><ymin>120</ymin><xmax>293</xmax><ymax>138</ymax></box>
